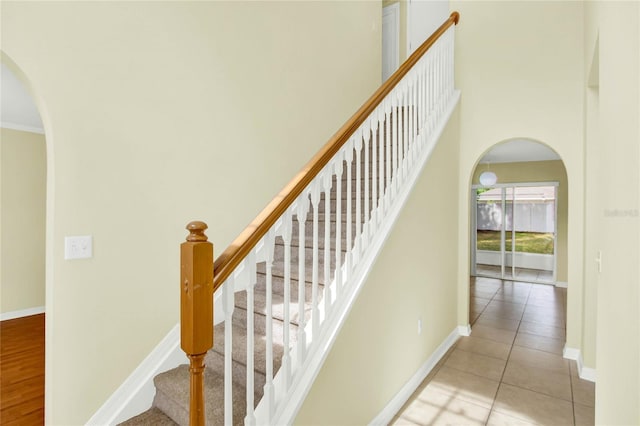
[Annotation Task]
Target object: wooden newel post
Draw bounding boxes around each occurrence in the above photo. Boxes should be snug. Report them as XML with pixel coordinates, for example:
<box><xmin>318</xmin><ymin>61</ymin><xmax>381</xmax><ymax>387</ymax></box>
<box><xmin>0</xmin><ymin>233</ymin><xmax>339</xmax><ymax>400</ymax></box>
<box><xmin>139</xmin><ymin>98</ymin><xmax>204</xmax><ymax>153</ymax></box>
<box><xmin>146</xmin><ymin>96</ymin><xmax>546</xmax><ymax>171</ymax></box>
<box><xmin>181</xmin><ymin>221</ymin><xmax>214</xmax><ymax>426</ymax></box>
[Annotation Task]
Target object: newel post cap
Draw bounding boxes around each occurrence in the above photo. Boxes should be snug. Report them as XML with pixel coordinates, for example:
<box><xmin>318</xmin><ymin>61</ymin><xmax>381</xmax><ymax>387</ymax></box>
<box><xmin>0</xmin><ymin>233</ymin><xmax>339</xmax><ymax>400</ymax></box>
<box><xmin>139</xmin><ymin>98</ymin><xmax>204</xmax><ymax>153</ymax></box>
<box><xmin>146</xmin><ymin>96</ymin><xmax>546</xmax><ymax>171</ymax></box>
<box><xmin>186</xmin><ymin>221</ymin><xmax>209</xmax><ymax>242</ymax></box>
<box><xmin>451</xmin><ymin>11</ymin><xmax>460</xmax><ymax>25</ymax></box>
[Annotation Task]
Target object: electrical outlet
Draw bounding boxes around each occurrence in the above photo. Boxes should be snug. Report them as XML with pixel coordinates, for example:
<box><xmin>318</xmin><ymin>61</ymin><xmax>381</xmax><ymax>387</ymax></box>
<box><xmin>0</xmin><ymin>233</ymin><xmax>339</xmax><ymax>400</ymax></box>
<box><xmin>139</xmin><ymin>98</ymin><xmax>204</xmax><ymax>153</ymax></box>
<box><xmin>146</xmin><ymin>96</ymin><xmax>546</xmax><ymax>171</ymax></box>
<box><xmin>65</xmin><ymin>235</ymin><xmax>93</xmax><ymax>260</ymax></box>
<box><xmin>418</xmin><ymin>318</ymin><xmax>422</xmax><ymax>335</ymax></box>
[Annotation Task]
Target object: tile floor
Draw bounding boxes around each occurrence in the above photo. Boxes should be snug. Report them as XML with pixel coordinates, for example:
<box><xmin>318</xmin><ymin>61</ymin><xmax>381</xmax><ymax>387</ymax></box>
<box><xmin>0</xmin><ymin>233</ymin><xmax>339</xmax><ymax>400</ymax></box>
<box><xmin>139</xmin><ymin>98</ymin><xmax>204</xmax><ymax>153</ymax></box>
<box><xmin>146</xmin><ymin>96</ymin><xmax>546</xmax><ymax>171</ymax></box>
<box><xmin>391</xmin><ymin>277</ymin><xmax>595</xmax><ymax>426</ymax></box>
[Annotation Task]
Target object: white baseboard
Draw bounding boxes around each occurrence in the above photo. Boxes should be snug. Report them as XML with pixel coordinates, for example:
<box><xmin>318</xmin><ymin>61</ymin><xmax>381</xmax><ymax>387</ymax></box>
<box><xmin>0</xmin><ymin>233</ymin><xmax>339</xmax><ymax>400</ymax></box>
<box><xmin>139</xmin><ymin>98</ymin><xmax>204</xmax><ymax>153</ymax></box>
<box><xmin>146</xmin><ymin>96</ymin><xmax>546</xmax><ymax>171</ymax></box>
<box><xmin>555</xmin><ymin>281</ymin><xmax>568</xmax><ymax>288</ymax></box>
<box><xmin>0</xmin><ymin>306</ymin><xmax>45</xmax><ymax>321</ymax></box>
<box><xmin>369</xmin><ymin>327</ymin><xmax>461</xmax><ymax>426</ymax></box>
<box><xmin>457</xmin><ymin>324</ymin><xmax>471</xmax><ymax>336</ymax></box>
<box><xmin>563</xmin><ymin>346</ymin><xmax>596</xmax><ymax>383</ymax></box>
<box><xmin>580</xmin><ymin>365</ymin><xmax>596</xmax><ymax>382</ymax></box>
<box><xmin>87</xmin><ymin>324</ymin><xmax>187</xmax><ymax>425</ymax></box>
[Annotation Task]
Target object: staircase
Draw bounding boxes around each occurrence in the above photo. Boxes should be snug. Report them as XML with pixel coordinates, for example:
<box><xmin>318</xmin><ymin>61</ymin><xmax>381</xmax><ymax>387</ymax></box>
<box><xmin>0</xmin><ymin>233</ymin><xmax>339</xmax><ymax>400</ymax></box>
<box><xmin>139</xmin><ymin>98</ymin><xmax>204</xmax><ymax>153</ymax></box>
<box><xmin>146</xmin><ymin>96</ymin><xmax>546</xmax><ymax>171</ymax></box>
<box><xmin>118</xmin><ymin>13</ymin><xmax>459</xmax><ymax>426</ymax></box>
<box><xmin>123</xmin><ymin>136</ymin><xmax>382</xmax><ymax>425</ymax></box>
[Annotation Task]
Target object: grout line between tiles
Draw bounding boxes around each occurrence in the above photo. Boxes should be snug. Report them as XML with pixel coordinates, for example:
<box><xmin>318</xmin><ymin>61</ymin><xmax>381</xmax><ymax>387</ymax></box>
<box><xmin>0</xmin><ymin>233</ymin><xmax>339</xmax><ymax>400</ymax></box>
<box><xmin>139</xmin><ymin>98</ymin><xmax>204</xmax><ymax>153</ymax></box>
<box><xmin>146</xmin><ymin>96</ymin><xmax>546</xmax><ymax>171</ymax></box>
<box><xmin>483</xmin><ymin>278</ymin><xmax>531</xmax><ymax>425</ymax></box>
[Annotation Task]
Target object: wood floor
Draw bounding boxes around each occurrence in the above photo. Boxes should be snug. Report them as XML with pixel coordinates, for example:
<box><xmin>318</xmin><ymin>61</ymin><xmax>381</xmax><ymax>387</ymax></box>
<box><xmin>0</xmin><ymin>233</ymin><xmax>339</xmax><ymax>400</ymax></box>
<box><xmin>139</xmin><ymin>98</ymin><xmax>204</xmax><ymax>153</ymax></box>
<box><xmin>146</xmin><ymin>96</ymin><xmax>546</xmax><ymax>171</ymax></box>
<box><xmin>0</xmin><ymin>314</ymin><xmax>44</xmax><ymax>426</ymax></box>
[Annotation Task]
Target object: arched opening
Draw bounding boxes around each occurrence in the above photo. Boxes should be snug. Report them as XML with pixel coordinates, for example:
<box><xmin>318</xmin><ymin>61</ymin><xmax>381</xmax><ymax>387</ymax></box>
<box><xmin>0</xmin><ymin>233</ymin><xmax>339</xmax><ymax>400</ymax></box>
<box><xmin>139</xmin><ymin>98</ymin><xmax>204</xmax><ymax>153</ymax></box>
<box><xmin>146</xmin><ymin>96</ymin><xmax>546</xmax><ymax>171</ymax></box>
<box><xmin>471</xmin><ymin>139</ymin><xmax>567</xmax><ymax>286</ymax></box>
<box><xmin>0</xmin><ymin>54</ymin><xmax>50</xmax><ymax>424</ymax></box>
<box><xmin>467</xmin><ymin>137</ymin><xmax>569</xmax><ymax>346</ymax></box>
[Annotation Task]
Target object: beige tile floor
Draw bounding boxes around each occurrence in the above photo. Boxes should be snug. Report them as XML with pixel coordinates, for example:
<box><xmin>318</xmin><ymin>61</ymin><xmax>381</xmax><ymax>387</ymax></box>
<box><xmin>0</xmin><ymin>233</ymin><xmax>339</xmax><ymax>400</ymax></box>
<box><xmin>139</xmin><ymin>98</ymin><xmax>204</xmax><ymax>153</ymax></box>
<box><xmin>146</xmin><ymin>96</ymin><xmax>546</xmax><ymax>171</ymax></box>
<box><xmin>391</xmin><ymin>277</ymin><xmax>595</xmax><ymax>426</ymax></box>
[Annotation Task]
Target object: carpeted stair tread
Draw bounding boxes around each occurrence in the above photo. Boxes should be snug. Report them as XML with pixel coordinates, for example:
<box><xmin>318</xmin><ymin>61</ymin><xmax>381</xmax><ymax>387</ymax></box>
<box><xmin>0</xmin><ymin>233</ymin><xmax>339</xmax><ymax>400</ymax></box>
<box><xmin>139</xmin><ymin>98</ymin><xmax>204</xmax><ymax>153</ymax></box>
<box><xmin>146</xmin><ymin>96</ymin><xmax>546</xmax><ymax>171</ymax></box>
<box><xmin>203</xmin><ymin>350</ymin><xmax>267</xmax><ymax>391</ymax></box>
<box><xmin>117</xmin><ymin>407</ymin><xmax>178</xmax><ymax>426</ymax></box>
<box><xmin>210</xmin><ymin>305</ymin><xmax>298</xmax><ymax>377</ymax></box>
<box><xmin>286</xmin><ymin>220</ymin><xmax>354</xmax><ymax>251</ymax></box>
<box><xmin>234</xmin><ymin>273</ymin><xmax>319</xmax><ymax>325</ymax></box>
<box><xmin>255</xmin><ymin>244</ymin><xmax>337</xmax><ymax>285</ymax></box>
<box><xmin>153</xmin><ymin>364</ymin><xmax>259</xmax><ymax>426</ymax></box>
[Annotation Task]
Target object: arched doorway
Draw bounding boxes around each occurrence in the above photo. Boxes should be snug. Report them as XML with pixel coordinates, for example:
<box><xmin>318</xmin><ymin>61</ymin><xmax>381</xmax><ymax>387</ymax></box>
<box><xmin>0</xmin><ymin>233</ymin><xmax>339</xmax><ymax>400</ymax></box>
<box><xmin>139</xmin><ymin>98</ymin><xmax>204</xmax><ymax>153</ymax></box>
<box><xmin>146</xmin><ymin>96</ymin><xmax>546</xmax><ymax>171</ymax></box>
<box><xmin>0</xmin><ymin>56</ymin><xmax>48</xmax><ymax>424</ymax></box>
<box><xmin>468</xmin><ymin>139</ymin><xmax>569</xmax><ymax>334</ymax></box>
<box><xmin>470</xmin><ymin>139</ymin><xmax>568</xmax><ymax>287</ymax></box>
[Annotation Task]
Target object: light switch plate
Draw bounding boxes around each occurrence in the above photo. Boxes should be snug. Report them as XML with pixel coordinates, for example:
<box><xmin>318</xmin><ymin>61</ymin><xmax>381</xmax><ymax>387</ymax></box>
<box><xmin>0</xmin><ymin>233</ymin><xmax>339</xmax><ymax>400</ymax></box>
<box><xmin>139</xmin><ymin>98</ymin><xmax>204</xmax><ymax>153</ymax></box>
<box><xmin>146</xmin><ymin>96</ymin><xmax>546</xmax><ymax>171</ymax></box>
<box><xmin>65</xmin><ymin>235</ymin><xmax>93</xmax><ymax>260</ymax></box>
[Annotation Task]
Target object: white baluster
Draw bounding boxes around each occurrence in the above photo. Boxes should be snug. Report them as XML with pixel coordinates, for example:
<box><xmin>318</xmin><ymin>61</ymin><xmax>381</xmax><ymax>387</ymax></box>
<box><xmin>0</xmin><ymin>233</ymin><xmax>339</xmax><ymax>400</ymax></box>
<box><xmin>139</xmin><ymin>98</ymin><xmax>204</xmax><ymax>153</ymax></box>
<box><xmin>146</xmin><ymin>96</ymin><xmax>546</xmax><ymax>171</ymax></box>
<box><xmin>398</xmin><ymin>88</ymin><xmax>405</xmax><ymax>184</ymax></box>
<box><xmin>429</xmin><ymin>53</ymin><xmax>435</xmax><ymax>134</ymax></box>
<box><xmin>323</xmin><ymin>170</ymin><xmax>332</xmax><ymax>317</ymax></box>
<box><xmin>423</xmin><ymin>58</ymin><xmax>429</xmax><ymax>137</ymax></box>
<box><xmin>434</xmin><ymin>44</ymin><xmax>440</xmax><ymax>121</ymax></box>
<box><xmin>438</xmin><ymin>42</ymin><xmax>444</xmax><ymax>116</ymax></box>
<box><xmin>407</xmin><ymin>79</ymin><xmax>416</xmax><ymax>167</ymax></box>
<box><xmin>411</xmin><ymin>75</ymin><xmax>418</xmax><ymax>164</ymax></box>
<box><xmin>421</xmin><ymin>60</ymin><xmax>427</xmax><ymax>135</ymax></box>
<box><xmin>296</xmin><ymin>196</ymin><xmax>309</xmax><ymax>364</ymax></box>
<box><xmin>263</xmin><ymin>230</ymin><xmax>275</xmax><ymax>421</ymax></box>
<box><xmin>385</xmin><ymin>102</ymin><xmax>392</xmax><ymax>210</ymax></box>
<box><xmin>363</xmin><ymin>122</ymin><xmax>370</xmax><ymax>244</ymax></box>
<box><xmin>371</xmin><ymin>115</ymin><xmax>378</xmax><ymax>231</ymax></box>
<box><xmin>245</xmin><ymin>254</ymin><xmax>257</xmax><ymax>426</ymax></box>
<box><xmin>418</xmin><ymin>64</ymin><xmax>424</xmax><ymax>135</ymax></box>
<box><xmin>449</xmin><ymin>29</ymin><xmax>455</xmax><ymax>97</ymax></box>
<box><xmin>310</xmin><ymin>181</ymin><xmax>321</xmax><ymax>339</ymax></box>
<box><xmin>281</xmin><ymin>212</ymin><xmax>292</xmax><ymax>391</ymax></box>
<box><xmin>334</xmin><ymin>155</ymin><xmax>343</xmax><ymax>296</ymax></box>
<box><xmin>377</xmin><ymin>109</ymin><xmax>385</xmax><ymax>226</ymax></box>
<box><xmin>393</xmin><ymin>93</ymin><xmax>400</xmax><ymax>195</ymax></box>
<box><xmin>354</xmin><ymin>130</ymin><xmax>363</xmax><ymax>262</ymax></box>
<box><xmin>403</xmin><ymin>86</ymin><xmax>409</xmax><ymax>180</ymax></box>
<box><xmin>223</xmin><ymin>275</ymin><xmax>235</xmax><ymax>426</ymax></box>
<box><xmin>345</xmin><ymin>141</ymin><xmax>353</xmax><ymax>282</ymax></box>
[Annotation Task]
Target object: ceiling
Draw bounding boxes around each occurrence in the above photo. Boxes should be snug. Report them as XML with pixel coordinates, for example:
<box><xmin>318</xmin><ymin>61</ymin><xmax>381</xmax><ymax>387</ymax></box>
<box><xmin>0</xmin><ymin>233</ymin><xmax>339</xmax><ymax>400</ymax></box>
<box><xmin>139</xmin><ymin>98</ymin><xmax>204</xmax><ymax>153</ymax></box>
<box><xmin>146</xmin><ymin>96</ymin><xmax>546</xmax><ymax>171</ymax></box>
<box><xmin>479</xmin><ymin>139</ymin><xmax>561</xmax><ymax>164</ymax></box>
<box><xmin>1</xmin><ymin>63</ymin><xmax>44</xmax><ymax>133</ymax></box>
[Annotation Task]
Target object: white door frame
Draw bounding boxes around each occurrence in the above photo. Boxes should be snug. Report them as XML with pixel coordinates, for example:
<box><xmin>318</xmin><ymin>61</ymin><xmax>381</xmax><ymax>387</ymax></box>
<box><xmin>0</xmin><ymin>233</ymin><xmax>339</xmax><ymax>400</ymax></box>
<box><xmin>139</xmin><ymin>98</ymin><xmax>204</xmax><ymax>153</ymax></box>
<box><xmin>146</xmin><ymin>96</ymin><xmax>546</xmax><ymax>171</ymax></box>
<box><xmin>471</xmin><ymin>181</ymin><xmax>559</xmax><ymax>284</ymax></box>
<box><xmin>382</xmin><ymin>2</ymin><xmax>400</xmax><ymax>81</ymax></box>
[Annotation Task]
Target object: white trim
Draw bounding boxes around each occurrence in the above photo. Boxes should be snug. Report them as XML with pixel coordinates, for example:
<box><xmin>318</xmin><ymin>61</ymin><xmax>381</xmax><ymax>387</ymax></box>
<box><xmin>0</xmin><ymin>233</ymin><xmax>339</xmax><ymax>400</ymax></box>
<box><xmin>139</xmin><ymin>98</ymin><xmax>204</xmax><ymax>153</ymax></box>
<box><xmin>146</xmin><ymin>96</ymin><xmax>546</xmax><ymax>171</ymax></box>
<box><xmin>563</xmin><ymin>346</ymin><xmax>580</xmax><ymax>360</ymax></box>
<box><xmin>369</xmin><ymin>328</ymin><xmax>460</xmax><ymax>426</ymax></box>
<box><xmin>271</xmin><ymin>91</ymin><xmax>461</xmax><ymax>425</ymax></box>
<box><xmin>87</xmin><ymin>324</ymin><xmax>188</xmax><ymax>425</ymax></box>
<box><xmin>457</xmin><ymin>324</ymin><xmax>471</xmax><ymax>336</ymax></box>
<box><xmin>405</xmin><ymin>0</ymin><xmax>412</xmax><ymax>55</ymax></box>
<box><xmin>382</xmin><ymin>2</ymin><xmax>400</xmax><ymax>81</ymax></box>
<box><xmin>563</xmin><ymin>346</ymin><xmax>596</xmax><ymax>383</ymax></box>
<box><xmin>552</xmin><ymin>185</ymin><xmax>558</xmax><ymax>283</ymax></box>
<box><xmin>555</xmin><ymin>281</ymin><xmax>568</xmax><ymax>288</ymax></box>
<box><xmin>580</xmin><ymin>365</ymin><xmax>597</xmax><ymax>382</ymax></box>
<box><xmin>0</xmin><ymin>306</ymin><xmax>45</xmax><ymax>321</ymax></box>
<box><xmin>471</xmin><ymin>181</ymin><xmax>560</xmax><ymax>189</ymax></box>
<box><xmin>471</xmin><ymin>181</ymin><xmax>560</xmax><ymax>284</ymax></box>
<box><xmin>1</xmin><ymin>121</ymin><xmax>45</xmax><ymax>134</ymax></box>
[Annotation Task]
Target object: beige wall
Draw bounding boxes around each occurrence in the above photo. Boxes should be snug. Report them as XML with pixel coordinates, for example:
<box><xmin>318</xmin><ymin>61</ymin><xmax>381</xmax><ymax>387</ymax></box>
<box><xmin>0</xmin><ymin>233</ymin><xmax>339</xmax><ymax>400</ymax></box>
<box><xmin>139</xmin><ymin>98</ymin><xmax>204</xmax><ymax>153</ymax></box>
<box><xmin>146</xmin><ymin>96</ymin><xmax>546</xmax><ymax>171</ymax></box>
<box><xmin>295</xmin><ymin>104</ymin><xmax>460</xmax><ymax>425</ymax></box>
<box><xmin>1</xmin><ymin>2</ymin><xmax>381</xmax><ymax>424</ymax></box>
<box><xmin>0</xmin><ymin>128</ymin><xmax>46</xmax><ymax>314</ymax></box>
<box><xmin>471</xmin><ymin>160</ymin><xmax>568</xmax><ymax>283</ymax></box>
<box><xmin>584</xmin><ymin>2</ymin><xmax>640</xmax><ymax>424</ymax></box>
<box><xmin>451</xmin><ymin>0</ymin><xmax>586</xmax><ymax>359</ymax></box>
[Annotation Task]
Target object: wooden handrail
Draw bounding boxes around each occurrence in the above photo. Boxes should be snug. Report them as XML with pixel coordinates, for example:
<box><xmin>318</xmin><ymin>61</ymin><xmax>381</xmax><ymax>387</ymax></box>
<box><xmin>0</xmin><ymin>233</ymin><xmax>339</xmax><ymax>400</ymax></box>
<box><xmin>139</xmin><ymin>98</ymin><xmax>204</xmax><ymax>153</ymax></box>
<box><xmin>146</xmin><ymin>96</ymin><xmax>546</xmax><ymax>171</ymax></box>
<box><xmin>213</xmin><ymin>11</ymin><xmax>460</xmax><ymax>291</ymax></box>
